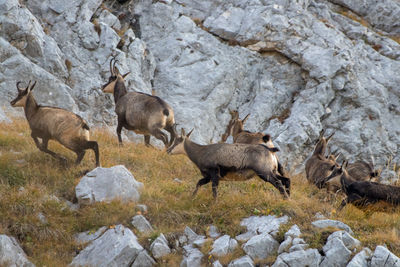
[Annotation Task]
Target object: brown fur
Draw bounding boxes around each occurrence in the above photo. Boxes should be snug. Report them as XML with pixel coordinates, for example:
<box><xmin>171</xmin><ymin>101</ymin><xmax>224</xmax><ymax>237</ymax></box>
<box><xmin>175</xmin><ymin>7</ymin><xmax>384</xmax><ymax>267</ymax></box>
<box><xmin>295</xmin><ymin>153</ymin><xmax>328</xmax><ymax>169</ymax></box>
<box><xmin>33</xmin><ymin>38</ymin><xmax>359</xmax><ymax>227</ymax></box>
<box><xmin>10</xmin><ymin>81</ymin><xmax>100</xmax><ymax>167</ymax></box>
<box><xmin>167</xmin><ymin>129</ymin><xmax>290</xmax><ymax>199</ymax></box>
<box><xmin>102</xmin><ymin>57</ymin><xmax>176</xmax><ymax>147</ymax></box>
<box><xmin>305</xmin><ymin>129</ymin><xmax>337</xmax><ymax>188</ymax></box>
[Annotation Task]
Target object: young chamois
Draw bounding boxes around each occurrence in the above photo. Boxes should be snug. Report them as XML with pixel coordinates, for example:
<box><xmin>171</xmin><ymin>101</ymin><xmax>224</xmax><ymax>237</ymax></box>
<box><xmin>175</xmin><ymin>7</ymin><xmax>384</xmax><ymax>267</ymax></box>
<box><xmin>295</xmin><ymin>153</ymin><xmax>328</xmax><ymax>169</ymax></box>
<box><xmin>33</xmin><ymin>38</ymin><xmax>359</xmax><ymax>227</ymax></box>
<box><xmin>10</xmin><ymin>81</ymin><xmax>99</xmax><ymax>167</ymax></box>
<box><xmin>167</xmin><ymin>128</ymin><xmax>290</xmax><ymax>199</ymax></box>
<box><xmin>322</xmin><ymin>160</ymin><xmax>379</xmax><ymax>193</ymax></box>
<box><xmin>102</xmin><ymin>57</ymin><xmax>176</xmax><ymax>147</ymax></box>
<box><xmin>338</xmin><ymin>164</ymin><xmax>400</xmax><ymax>210</ymax></box>
<box><xmin>305</xmin><ymin>129</ymin><xmax>338</xmax><ymax>188</ymax></box>
<box><xmin>221</xmin><ymin>111</ymin><xmax>285</xmax><ymax>176</ymax></box>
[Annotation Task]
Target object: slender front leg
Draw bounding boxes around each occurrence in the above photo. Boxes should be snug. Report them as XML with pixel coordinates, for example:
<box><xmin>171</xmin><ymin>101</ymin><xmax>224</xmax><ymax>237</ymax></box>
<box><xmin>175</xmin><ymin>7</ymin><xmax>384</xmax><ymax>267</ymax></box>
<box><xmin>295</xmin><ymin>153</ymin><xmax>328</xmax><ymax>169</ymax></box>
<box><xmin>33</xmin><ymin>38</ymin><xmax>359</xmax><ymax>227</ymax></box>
<box><xmin>144</xmin><ymin>135</ymin><xmax>151</xmax><ymax>147</ymax></box>
<box><xmin>117</xmin><ymin>122</ymin><xmax>123</xmax><ymax>145</ymax></box>
<box><xmin>32</xmin><ymin>133</ymin><xmax>67</xmax><ymax>164</ymax></box>
<box><xmin>192</xmin><ymin>177</ymin><xmax>211</xmax><ymax>197</ymax></box>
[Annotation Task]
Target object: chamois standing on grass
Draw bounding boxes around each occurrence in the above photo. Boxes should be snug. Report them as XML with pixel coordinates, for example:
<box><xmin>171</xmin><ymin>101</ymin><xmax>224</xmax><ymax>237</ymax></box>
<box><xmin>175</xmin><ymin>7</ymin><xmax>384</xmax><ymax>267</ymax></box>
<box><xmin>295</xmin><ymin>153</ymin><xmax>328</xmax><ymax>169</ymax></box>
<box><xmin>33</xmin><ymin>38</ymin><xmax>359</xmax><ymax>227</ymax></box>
<box><xmin>102</xmin><ymin>57</ymin><xmax>176</xmax><ymax>147</ymax></box>
<box><xmin>167</xmin><ymin>128</ymin><xmax>290</xmax><ymax>199</ymax></box>
<box><xmin>305</xmin><ymin>129</ymin><xmax>338</xmax><ymax>188</ymax></box>
<box><xmin>221</xmin><ymin>110</ymin><xmax>285</xmax><ymax>176</ymax></box>
<box><xmin>337</xmin><ymin>162</ymin><xmax>400</xmax><ymax>210</ymax></box>
<box><xmin>10</xmin><ymin>81</ymin><xmax>100</xmax><ymax>167</ymax></box>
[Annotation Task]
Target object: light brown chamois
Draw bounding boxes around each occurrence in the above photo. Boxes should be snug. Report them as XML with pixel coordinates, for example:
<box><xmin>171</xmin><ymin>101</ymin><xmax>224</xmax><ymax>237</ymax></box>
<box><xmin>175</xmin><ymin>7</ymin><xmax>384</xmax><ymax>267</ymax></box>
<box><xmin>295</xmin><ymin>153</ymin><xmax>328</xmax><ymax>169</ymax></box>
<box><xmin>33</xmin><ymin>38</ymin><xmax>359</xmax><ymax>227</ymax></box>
<box><xmin>10</xmin><ymin>81</ymin><xmax>99</xmax><ymax>167</ymax></box>
<box><xmin>102</xmin><ymin>57</ymin><xmax>176</xmax><ymax>147</ymax></box>
<box><xmin>167</xmin><ymin>128</ymin><xmax>290</xmax><ymax>199</ymax></box>
<box><xmin>221</xmin><ymin>111</ymin><xmax>286</xmax><ymax>176</ymax></box>
<box><xmin>305</xmin><ymin>129</ymin><xmax>338</xmax><ymax>188</ymax></box>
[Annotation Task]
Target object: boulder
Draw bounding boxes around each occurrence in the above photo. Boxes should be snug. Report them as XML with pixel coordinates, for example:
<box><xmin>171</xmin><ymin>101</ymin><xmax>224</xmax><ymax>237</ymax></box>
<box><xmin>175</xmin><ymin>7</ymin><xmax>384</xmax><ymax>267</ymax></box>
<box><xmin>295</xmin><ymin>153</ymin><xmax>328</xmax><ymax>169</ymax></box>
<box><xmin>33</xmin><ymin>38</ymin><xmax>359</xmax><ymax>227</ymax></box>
<box><xmin>75</xmin><ymin>165</ymin><xmax>143</xmax><ymax>205</ymax></box>
<box><xmin>131</xmin><ymin>250</ymin><xmax>156</xmax><ymax>267</ymax></box>
<box><xmin>311</xmin><ymin>219</ymin><xmax>354</xmax><ymax>234</ymax></box>
<box><xmin>210</xmin><ymin>235</ymin><xmax>238</xmax><ymax>256</ymax></box>
<box><xmin>228</xmin><ymin>255</ymin><xmax>255</xmax><ymax>267</ymax></box>
<box><xmin>74</xmin><ymin>226</ymin><xmax>107</xmax><ymax>245</ymax></box>
<box><xmin>278</xmin><ymin>236</ymin><xmax>292</xmax><ymax>254</ymax></box>
<box><xmin>150</xmin><ymin>233</ymin><xmax>171</xmax><ymax>259</ymax></box>
<box><xmin>320</xmin><ymin>232</ymin><xmax>352</xmax><ymax>266</ymax></box>
<box><xmin>370</xmin><ymin>245</ymin><xmax>400</xmax><ymax>267</ymax></box>
<box><xmin>272</xmin><ymin>248</ymin><xmax>322</xmax><ymax>267</ymax></box>
<box><xmin>184</xmin><ymin>226</ymin><xmax>205</xmax><ymax>245</ymax></box>
<box><xmin>207</xmin><ymin>225</ymin><xmax>220</xmax><ymax>239</ymax></box>
<box><xmin>242</xmin><ymin>233</ymin><xmax>279</xmax><ymax>260</ymax></box>
<box><xmin>240</xmin><ymin>215</ymin><xmax>289</xmax><ymax>238</ymax></box>
<box><xmin>213</xmin><ymin>260</ymin><xmax>223</xmax><ymax>267</ymax></box>
<box><xmin>70</xmin><ymin>225</ymin><xmax>143</xmax><ymax>267</ymax></box>
<box><xmin>131</xmin><ymin>215</ymin><xmax>154</xmax><ymax>234</ymax></box>
<box><xmin>347</xmin><ymin>247</ymin><xmax>372</xmax><ymax>267</ymax></box>
<box><xmin>284</xmin><ymin>224</ymin><xmax>301</xmax><ymax>239</ymax></box>
<box><xmin>180</xmin><ymin>245</ymin><xmax>203</xmax><ymax>267</ymax></box>
<box><xmin>0</xmin><ymin>234</ymin><xmax>35</xmax><ymax>267</ymax></box>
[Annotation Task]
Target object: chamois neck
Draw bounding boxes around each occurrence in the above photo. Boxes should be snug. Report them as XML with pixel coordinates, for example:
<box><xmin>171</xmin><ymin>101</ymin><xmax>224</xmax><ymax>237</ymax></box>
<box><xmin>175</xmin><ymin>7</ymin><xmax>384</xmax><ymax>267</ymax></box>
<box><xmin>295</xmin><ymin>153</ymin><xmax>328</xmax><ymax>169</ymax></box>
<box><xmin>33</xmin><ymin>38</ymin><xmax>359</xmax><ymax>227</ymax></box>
<box><xmin>24</xmin><ymin>93</ymin><xmax>39</xmax><ymax>121</ymax></box>
<box><xmin>183</xmin><ymin>139</ymin><xmax>205</xmax><ymax>165</ymax></box>
<box><xmin>113</xmin><ymin>78</ymin><xmax>128</xmax><ymax>103</ymax></box>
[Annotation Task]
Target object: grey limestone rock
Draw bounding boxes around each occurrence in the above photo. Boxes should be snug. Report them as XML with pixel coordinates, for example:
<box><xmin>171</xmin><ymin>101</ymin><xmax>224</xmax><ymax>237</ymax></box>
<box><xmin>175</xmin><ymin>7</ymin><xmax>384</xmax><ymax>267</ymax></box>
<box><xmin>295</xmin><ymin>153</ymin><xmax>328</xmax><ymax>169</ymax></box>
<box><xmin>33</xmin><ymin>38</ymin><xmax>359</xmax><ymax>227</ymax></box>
<box><xmin>370</xmin><ymin>245</ymin><xmax>400</xmax><ymax>267</ymax></box>
<box><xmin>210</xmin><ymin>235</ymin><xmax>238</xmax><ymax>257</ymax></box>
<box><xmin>150</xmin><ymin>233</ymin><xmax>171</xmax><ymax>259</ymax></box>
<box><xmin>0</xmin><ymin>235</ymin><xmax>35</xmax><ymax>267</ymax></box>
<box><xmin>272</xmin><ymin>248</ymin><xmax>322</xmax><ymax>267</ymax></box>
<box><xmin>131</xmin><ymin>215</ymin><xmax>154</xmax><ymax>234</ymax></box>
<box><xmin>228</xmin><ymin>255</ymin><xmax>255</xmax><ymax>267</ymax></box>
<box><xmin>242</xmin><ymin>233</ymin><xmax>279</xmax><ymax>260</ymax></box>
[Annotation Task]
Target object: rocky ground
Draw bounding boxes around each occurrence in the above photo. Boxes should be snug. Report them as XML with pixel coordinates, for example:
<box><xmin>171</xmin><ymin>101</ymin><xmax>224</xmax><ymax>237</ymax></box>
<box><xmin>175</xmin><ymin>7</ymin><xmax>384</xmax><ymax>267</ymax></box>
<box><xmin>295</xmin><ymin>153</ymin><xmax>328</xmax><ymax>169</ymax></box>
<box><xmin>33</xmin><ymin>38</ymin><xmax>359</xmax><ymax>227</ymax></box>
<box><xmin>0</xmin><ymin>0</ymin><xmax>399</xmax><ymax>176</ymax></box>
<box><xmin>1</xmin><ymin>164</ymin><xmax>399</xmax><ymax>266</ymax></box>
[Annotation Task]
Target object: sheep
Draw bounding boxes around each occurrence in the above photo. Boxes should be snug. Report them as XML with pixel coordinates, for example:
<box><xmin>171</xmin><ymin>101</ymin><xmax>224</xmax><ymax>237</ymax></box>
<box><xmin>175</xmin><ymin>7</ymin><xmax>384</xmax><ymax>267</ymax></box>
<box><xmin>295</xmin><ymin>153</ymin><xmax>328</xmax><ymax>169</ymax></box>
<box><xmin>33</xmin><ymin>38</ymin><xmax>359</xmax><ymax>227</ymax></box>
<box><xmin>305</xmin><ymin>129</ymin><xmax>338</xmax><ymax>188</ymax></box>
<box><xmin>10</xmin><ymin>81</ymin><xmax>100</xmax><ymax>167</ymax></box>
<box><xmin>101</xmin><ymin>57</ymin><xmax>176</xmax><ymax>147</ymax></box>
<box><xmin>221</xmin><ymin>111</ymin><xmax>286</xmax><ymax>176</ymax></box>
<box><xmin>167</xmin><ymin>128</ymin><xmax>290</xmax><ymax>199</ymax></box>
<box><xmin>339</xmin><ymin>165</ymin><xmax>400</xmax><ymax>210</ymax></box>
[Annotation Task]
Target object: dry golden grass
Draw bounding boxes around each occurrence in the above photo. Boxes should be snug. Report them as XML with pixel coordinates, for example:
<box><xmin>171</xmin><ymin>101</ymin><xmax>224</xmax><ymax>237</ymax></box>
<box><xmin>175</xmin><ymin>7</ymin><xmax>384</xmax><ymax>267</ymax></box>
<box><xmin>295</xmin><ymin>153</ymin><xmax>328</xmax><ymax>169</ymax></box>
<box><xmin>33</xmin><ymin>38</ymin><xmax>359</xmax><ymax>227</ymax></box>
<box><xmin>0</xmin><ymin>118</ymin><xmax>399</xmax><ymax>265</ymax></box>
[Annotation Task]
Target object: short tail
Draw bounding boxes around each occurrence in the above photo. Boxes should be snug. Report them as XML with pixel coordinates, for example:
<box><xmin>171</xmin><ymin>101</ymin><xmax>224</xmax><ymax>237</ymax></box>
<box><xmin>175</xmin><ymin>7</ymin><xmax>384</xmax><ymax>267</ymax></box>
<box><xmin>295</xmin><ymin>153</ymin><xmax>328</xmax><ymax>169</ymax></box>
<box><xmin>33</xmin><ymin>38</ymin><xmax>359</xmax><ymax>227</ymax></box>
<box><xmin>370</xmin><ymin>171</ymin><xmax>378</xmax><ymax>178</ymax></box>
<box><xmin>262</xmin><ymin>134</ymin><xmax>271</xmax><ymax>142</ymax></box>
<box><xmin>83</xmin><ymin>123</ymin><xmax>90</xmax><ymax>130</ymax></box>
<box><xmin>340</xmin><ymin>175</ymin><xmax>352</xmax><ymax>195</ymax></box>
<box><xmin>163</xmin><ymin>108</ymin><xmax>169</xmax><ymax>116</ymax></box>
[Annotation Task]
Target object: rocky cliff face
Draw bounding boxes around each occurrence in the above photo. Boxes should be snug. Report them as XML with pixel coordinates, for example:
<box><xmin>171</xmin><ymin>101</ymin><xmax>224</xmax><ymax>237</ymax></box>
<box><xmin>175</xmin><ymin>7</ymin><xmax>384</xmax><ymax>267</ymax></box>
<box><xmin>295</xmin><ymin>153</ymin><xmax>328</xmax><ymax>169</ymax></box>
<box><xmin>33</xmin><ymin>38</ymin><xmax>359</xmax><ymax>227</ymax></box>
<box><xmin>1</xmin><ymin>0</ymin><xmax>399</xmax><ymax>175</ymax></box>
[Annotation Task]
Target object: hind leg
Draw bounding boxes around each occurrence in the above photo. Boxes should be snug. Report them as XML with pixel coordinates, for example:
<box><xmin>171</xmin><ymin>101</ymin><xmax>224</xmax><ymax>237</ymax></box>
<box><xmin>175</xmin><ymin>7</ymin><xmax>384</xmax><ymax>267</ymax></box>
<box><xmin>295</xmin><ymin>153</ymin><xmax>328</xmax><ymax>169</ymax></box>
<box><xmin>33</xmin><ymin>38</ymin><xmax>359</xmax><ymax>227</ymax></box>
<box><xmin>144</xmin><ymin>135</ymin><xmax>152</xmax><ymax>147</ymax></box>
<box><xmin>150</xmin><ymin>128</ymin><xmax>168</xmax><ymax>148</ymax></box>
<box><xmin>277</xmin><ymin>161</ymin><xmax>285</xmax><ymax>176</ymax></box>
<box><xmin>259</xmin><ymin>174</ymin><xmax>288</xmax><ymax>198</ymax></box>
<box><xmin>276</xmin><ymin>174</ymin><xmax>291</xmax><ymax>196</ymax></box>
<box><xmin>193</xmin><ymin>177</ymin><xmax>211</xmax><ymax>197</ymax></box>
<box><xmin>117</xmin><ymin>118</ymin><xmax>124</xmax><ymax>145</ymax></box>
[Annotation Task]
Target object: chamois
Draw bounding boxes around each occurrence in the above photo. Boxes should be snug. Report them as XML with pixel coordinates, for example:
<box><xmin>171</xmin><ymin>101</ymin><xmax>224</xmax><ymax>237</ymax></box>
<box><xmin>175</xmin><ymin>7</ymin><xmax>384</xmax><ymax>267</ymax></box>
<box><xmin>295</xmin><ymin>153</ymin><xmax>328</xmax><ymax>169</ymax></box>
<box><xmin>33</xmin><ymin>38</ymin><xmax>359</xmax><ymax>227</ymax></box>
<box><xmin>322</xmin><ymin>160</ymin><xmax>379</xmax><ymax>193</ymax></box>
<box><xmin>305</xmin><ymin>129</ymin><xmax>338</xmax><ymax>188</ymax></box>
<box><xmin>102</xmin><ymin>57</ymin><xmax>176</xmax><ymax>147</ymax></box>
<box><xmin>221</xmin><ymin>111</ymin><xmax>285</xmax><ymax>176</ymax></box>
<box><xmin>10</xmin><ymin>81</ymin><xmax>99</xmax><ymax>167</ymax></box>
<box><xmin>167</xmin><ymin>128</ymin><xmax>290</xmax><ymax>199</ymax></box>
<box><xmin>339</xmin><ymin>166</ymin><xmax>400</xmax><ymax>210</ymax></box>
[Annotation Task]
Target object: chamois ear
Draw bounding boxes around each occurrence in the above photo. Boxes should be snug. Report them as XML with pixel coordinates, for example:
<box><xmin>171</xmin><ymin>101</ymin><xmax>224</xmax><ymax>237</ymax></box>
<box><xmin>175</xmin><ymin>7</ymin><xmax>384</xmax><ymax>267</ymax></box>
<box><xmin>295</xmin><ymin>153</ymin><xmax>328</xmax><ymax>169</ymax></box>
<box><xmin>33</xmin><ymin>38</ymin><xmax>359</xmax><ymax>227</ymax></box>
<box><xmin>341</xmin><ymin>160</ymin><xmax>348</xmax><ymax>170</ymax></box>
<box><xmin>186</xmin><ymin>128</ymin><xmax>194</xmax><ymax>138</ymax></box>
<box><xmin>319</xmin><ymin>129</ymin><xmax>325</xmax><ymax>139</ymax></box>
<box><xmin>122</xmin><ymin>72</ymin><xmax>130</xmax><ymax>79</ymax></box>
<box><xmin>181</xmin><ymin>128</ymin><xmax>186</xmax><ymax>136</ymax></box>
<box><xmin>242</xmin><ymin>113</ymin><xmax>250</xmax><ymax>123</ymax></box>
<box><xmin>326</xmin><ymin>132</ymin><xmax>335</xmax><ymax>142</ymax></box>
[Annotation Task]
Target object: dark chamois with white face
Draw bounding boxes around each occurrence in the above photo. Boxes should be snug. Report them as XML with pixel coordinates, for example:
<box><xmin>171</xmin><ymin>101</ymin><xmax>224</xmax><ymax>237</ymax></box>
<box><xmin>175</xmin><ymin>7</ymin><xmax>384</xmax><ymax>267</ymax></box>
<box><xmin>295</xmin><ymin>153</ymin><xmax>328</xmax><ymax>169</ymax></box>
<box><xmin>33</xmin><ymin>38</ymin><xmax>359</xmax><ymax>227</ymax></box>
<box><xmin>167</xmin><ymin>128</ymin><xmax>290</xmax><ymax>199</ymax></box>
<box><xmin>221</xmin><ymin>111</ymin><xmax>286</xmax><ymax>176</ymax></box>
<box><xmin>10</xmin><ymin>81</ymin><xmax>99</xmax><ymax>167</ymax></box>
<box><xmin>102</xmin><ymin>57</ymin><xmax>176</xmax><ymax>147</ymax></box>
<box><xmin>338</xmin><ymin>164</ymin><xmax>400</xmax><ymax>210</ymax></box>
<box><xmin>305</xmin><ymin>129</ymin><xmax>338</xmax><ymax>188</ymax></box>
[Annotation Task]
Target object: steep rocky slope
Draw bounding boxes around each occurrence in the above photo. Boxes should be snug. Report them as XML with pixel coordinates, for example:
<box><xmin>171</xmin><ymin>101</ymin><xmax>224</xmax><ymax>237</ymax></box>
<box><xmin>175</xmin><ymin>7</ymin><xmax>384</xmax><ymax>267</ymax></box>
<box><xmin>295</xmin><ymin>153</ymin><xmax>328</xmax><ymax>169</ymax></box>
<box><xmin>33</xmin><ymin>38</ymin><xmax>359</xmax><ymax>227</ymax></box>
<box><xmin>0</xmin><ymin>0</ymin><xmax>399</xmax><ymax>175</ymax></box>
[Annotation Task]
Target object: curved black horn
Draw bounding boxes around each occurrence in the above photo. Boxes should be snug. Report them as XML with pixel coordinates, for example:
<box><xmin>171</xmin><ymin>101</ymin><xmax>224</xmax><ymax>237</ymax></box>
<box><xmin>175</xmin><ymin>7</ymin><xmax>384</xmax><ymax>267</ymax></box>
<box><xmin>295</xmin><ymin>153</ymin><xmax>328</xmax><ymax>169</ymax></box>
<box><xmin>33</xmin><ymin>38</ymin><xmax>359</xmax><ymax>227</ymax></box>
<box><xmin>16</xmin><ymin>81</ymin><xmax>23</xmax><ymax>91</ymax></box>
<box><xmin>26</xmin><ymin>80</ymin><xmax>32</xmax><ymax>90</ymax></box>
<box><xmin>30</xmin><ymin>81</ymin><xmax>37</xmax><ymax>91</ymax></box>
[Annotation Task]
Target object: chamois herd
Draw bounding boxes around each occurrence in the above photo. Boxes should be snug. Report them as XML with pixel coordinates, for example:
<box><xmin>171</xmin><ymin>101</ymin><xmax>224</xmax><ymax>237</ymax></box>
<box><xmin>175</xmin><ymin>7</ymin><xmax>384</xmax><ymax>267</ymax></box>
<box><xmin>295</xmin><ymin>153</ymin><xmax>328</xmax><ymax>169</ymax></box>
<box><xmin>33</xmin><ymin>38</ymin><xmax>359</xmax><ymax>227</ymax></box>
<box><xmin>9</xmin><ymin>57</ymin><xmax>400</xmax><ymax>211</ymax></box>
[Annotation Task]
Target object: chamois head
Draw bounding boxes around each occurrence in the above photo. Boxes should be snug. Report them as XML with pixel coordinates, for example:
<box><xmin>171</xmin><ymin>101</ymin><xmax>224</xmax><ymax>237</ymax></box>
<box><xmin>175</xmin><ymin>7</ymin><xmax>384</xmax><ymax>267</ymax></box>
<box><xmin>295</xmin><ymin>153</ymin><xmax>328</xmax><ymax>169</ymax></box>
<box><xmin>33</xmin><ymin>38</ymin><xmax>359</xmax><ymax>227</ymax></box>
<box><xmin>325</xmin><ymin>160</ymin><xmax>348</xmax><ymax>182</ymax></box>
<box><xmin>10</xmin><ymin>81</ymin><xmax>37</xmax><ymax>107</ymax></box>
<box><xmin>102</xmin><ymin>56</ymin><xmax>130</xmax><ymax>93</ymax></box>
<box><xmin>312</xmin><ymin>129</ymin><xmax>334</xmax><ymax>156</ymax></box>
<box><xmin>221</xmin><ymin>111</ymin><xmax>250</xmax><ymax>142</ymax></box>
<box><xmin>167</xmin><ymin>128</ymin><xmax>193</xmax><ymax>155</ymax></box>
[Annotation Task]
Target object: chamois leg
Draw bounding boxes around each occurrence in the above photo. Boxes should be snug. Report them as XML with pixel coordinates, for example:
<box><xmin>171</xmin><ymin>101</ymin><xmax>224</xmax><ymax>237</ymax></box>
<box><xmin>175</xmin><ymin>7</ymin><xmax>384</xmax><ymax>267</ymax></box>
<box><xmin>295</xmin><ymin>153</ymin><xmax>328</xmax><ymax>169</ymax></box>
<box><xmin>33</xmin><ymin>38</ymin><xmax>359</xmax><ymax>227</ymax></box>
<box><xmin>144</xmin><ymin>135</ymin><xmax>152</xmax><ymax>147</ymax></box>
<box><xmin>165</xmin><ymin>124</ymin><xmax>176</xmax><ymax>147</ymax></box>
<box><xmin>193</xmin><ymin>177</ymin><xmax>211</xmax><ymax>197</ymax></box>
<box><xmin>150</xmin><ymin>128</ymin><xmax>168</xmax><ymax>148</ymax></box>
<box><xmin>31</xmin><ymin>133</ymin><xmax>67</xmax><ymax>164</ymax></box>
<box><xmin>259</xmin><ymin>174</ymin><xmax>288</xmax><ymax>198</ymax></box>
<box><xmin>116</xmin><ymin>119</ymin><xmax>123</xmax><ymax>145</ymax></box>
<box><xmin>276</xmin><ymin>175</ymin><xmax>291</xmax><ymax>196</ymax></box>
<box><xmin>75</xmin><ymin>150</ymin><xmax>86</xmax><ymax>165</ymax></box>
<box><xmin>85</xmin><ymin>141</ymin><xmax>100</xmax><ymax>167</ymax></box>
<box><xmin>212</xmin><ymin>178</ymin><xmax>220</xmax><ymax>200</ymax></box>
<box><xmin>277</xmin><ymin>161</ymin><xmax>285</xmax><ymax>176</ymax></box>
